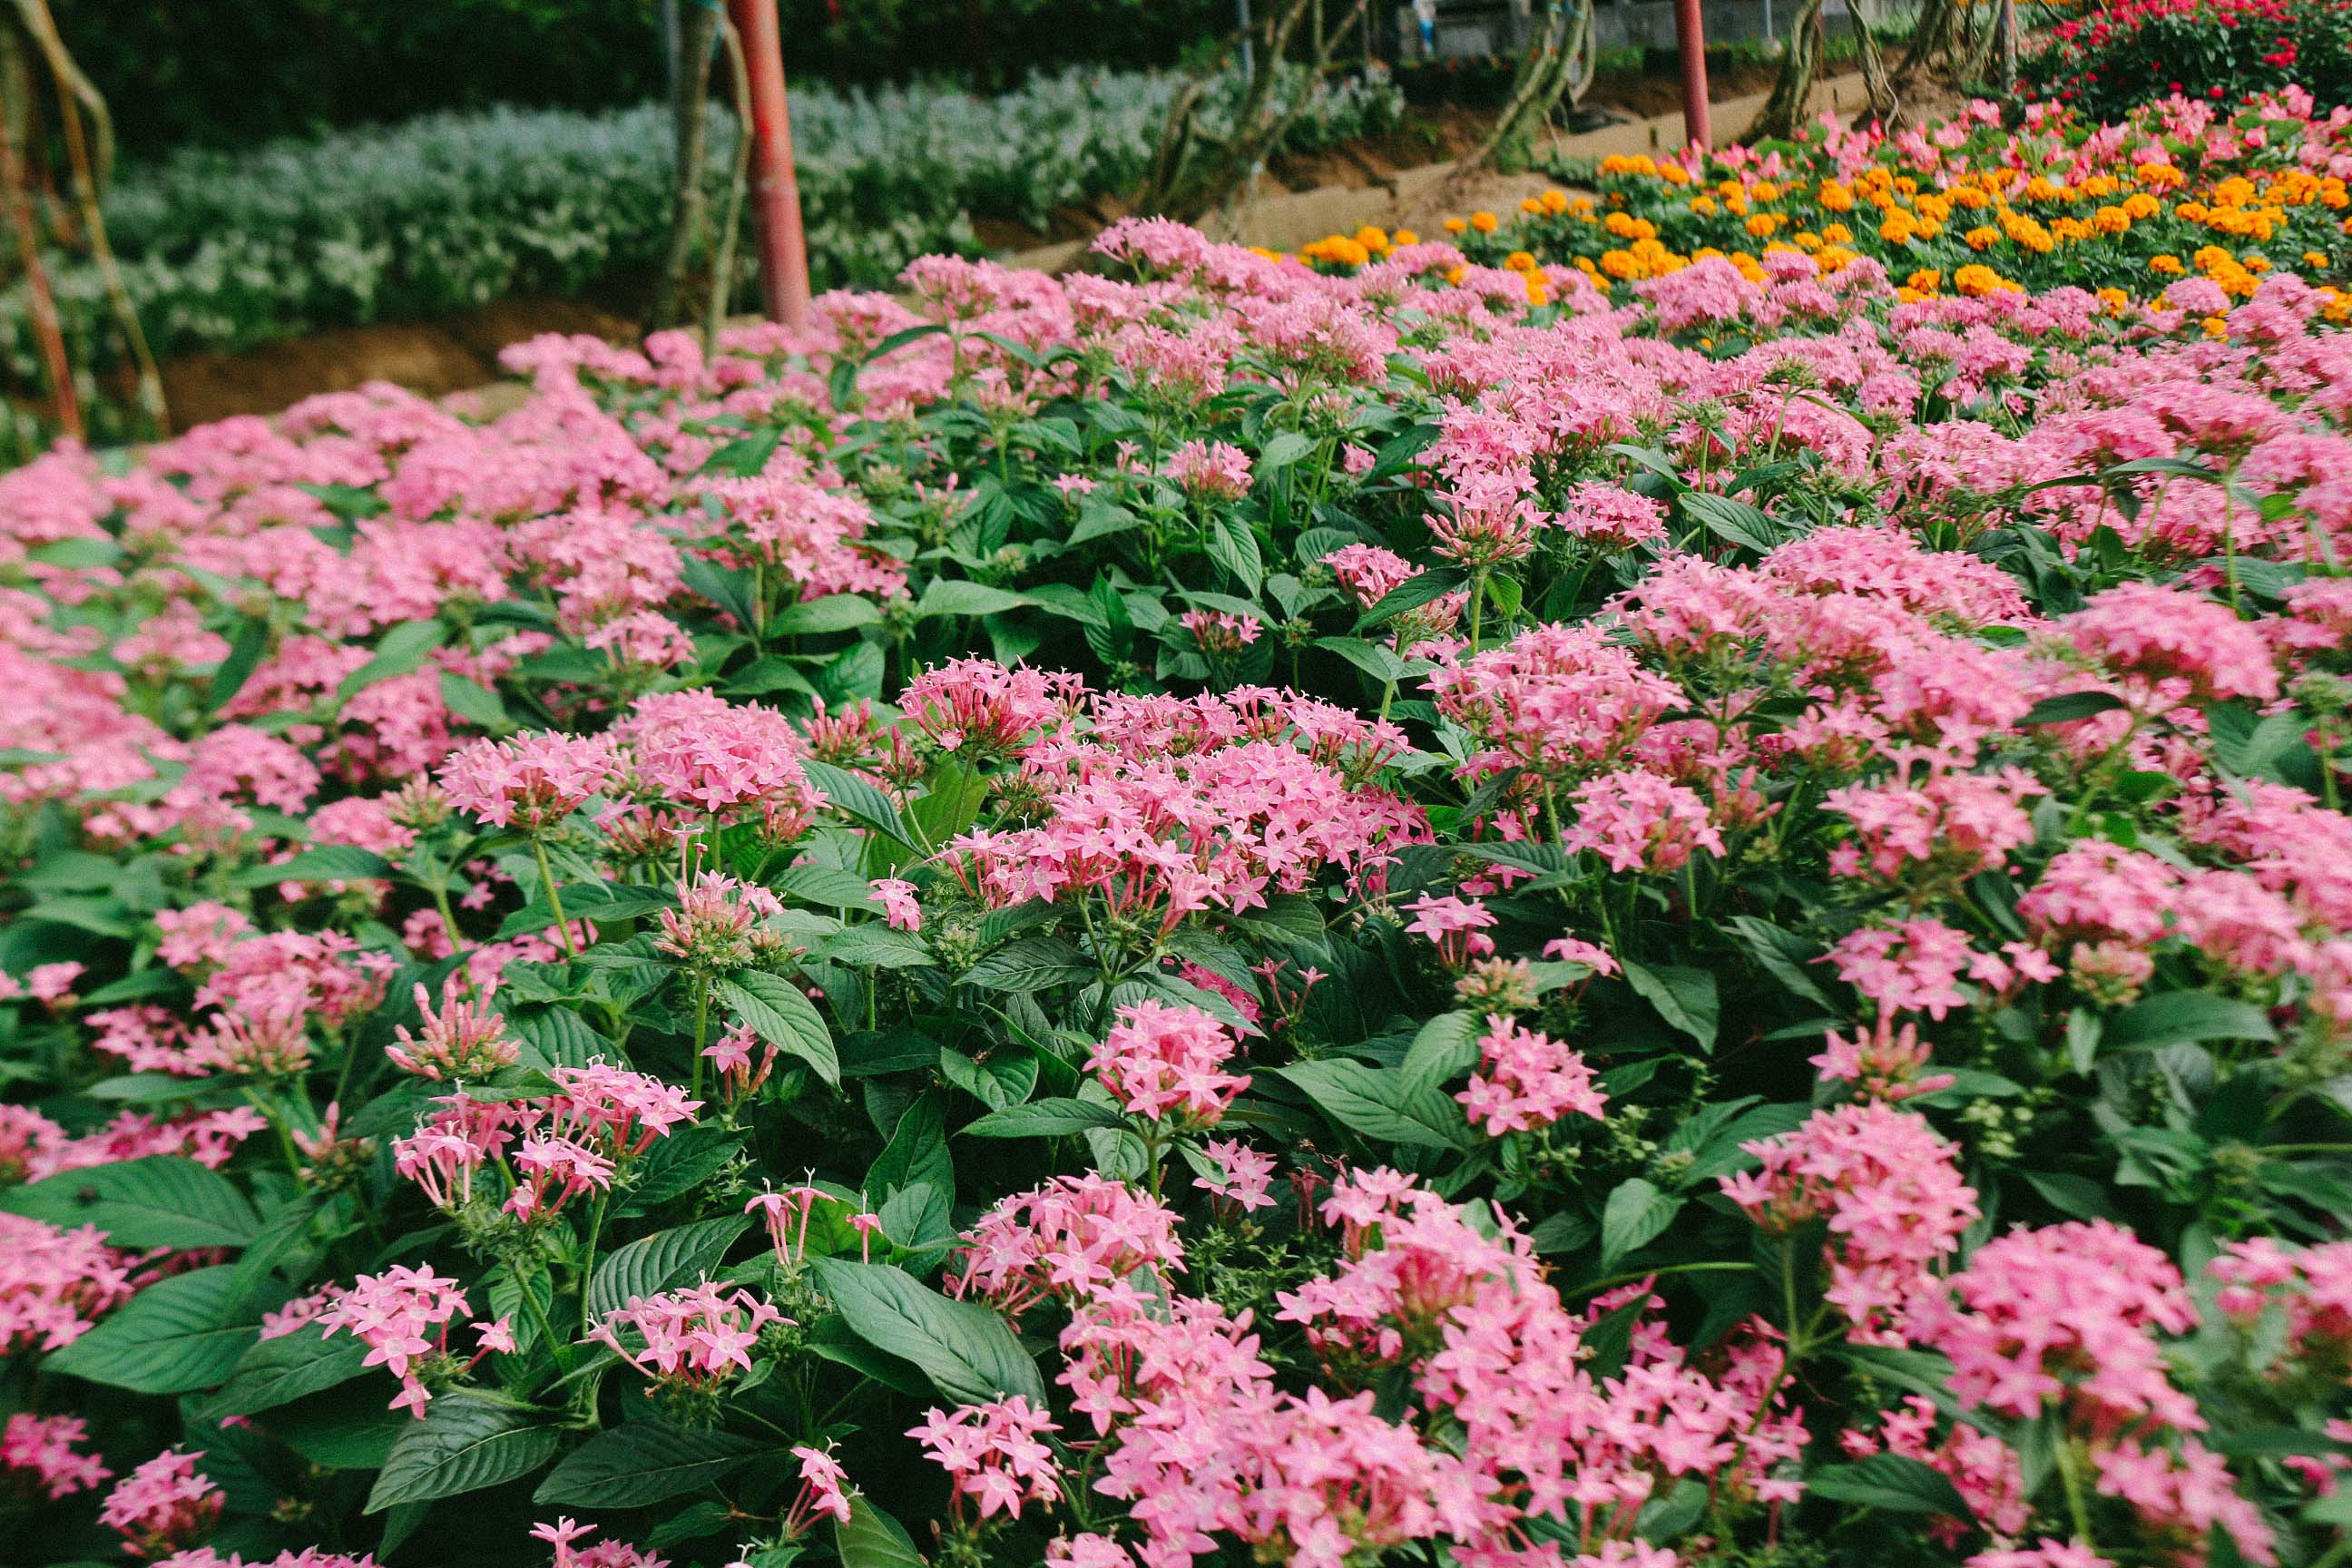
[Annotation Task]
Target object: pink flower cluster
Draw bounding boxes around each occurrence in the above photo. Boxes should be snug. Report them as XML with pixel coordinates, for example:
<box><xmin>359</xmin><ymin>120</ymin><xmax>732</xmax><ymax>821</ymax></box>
<box><xmin>317</xmin><ymin>1265</ymin><xmax>513</xmax><ymax>1417</ymax></box>
<box><xmin>1086</xmin><ymin>1001</ymin><xmax>1250</xmax><ymax>1124</ymax></box>
<box><xmin>587</xmin><ymin>1281</ymin><xmax>783</xmax><ymax>1395</ymax></box>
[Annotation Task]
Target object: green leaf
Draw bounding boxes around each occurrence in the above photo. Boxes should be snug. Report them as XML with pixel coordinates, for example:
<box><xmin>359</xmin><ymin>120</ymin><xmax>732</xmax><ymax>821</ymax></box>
<box><xmin>961</xmin><ymin>935</ymin><xmax>1093</xmax><ymax>993</ymax></box>
<box><xmin>587</xmin><ymin>1215</ymin><xmax>753</xmax><ymax>1323</ymax></box>
<box><xmin>770</xmin><ymin>864</ymin><xmax>885</xmax><ymax>909</ymax></box>
<box><xmin>867</xmin><ymin>1094</ymin><xmax>952</xmax><ymax>1210</ymax></box>
<box><xmin>1355</xmin><ymin>567</ymin><xmax>1467</xmax><ymax>631</ymax></box>
<box><xmin>1622</xmin><ymin>962</ymin><xmax>1720</xmax><ymax>1052</ymax></box>
<box><xmin>962</xmin><ymin>1097</ymin><xmax>1127</xmax><ymax>1138</ymax></box>
<box><xmin>1806</xmin><ymin>1454</ymin><xmax>1975</xmax><ymax>1520</ymax></box>
<box><xmin>365</xmin><ymin>1391</ymin><xmax>562</xmax><ymax>1513</ymax></box>
<box><xmin>770</xmin><ymin>594</ymin><xmax>883</xmax><ymax>634</ymax></box>
<box><xmin>2106</xmin><ymin>992</ymin><xmax>2277</xmax><ymax>1049</ymax></box>
<box><xmin>1259</xmin><ymin>430</ymin><xmax>1315</xmax><ymax>470</ymax></box>
<box><xmin>1722</xmin><ymin>916</ymin><xmax>1834</xmax><ymax>1010</ymax></box>
<box><xmin>718</xmin><ymin>972</ymin><xmax>840</xmax><ymax>1085</ymax></box>
<box><xmin>47</xmin><ymin>1267</ymin><xmax>260</xmax><ymax>1394</ymax></box>
<box><xmin>800</xmin><ymin>759</ymin><xmax>911</xmax><ymax>849</ymax></box>
<box><xmin>938</xmin><ymin>1047</ymin><xmax>1037</xmax><ymax>1112</ymax></box>
<box><xmin>337</xmin><ymin>620</ymin><xmax>446</xmax><ymax>700</ymax></box>
<box><xmin>1273</xmin><ymin>1059</ymin><xmax>1472</xmax><ymax>1151</ymax></box>
<box><xmin>811</xmin><ymin>1259</ymin><xmax>1045</xmax><ymax>1406</ymax></box>
<box><xmin>818</xmin><ymin>926</ymin><xmax>934</xmax><ymax>969</ymax></box>
<box><xmin>2020</xmin><ymin>691</ymin><xmax>2130</xmax><ymax>726</ymax></box>
<box><xmin>835</xmin><ymin>1495</ymin><xmax>926</xmax><ymax>1568</ymax></box>
<box><xmin>1207</xmin><ymin>516</ymin><xmax>1263</xmax><ymax>597</ymax></box>
<box><xmin>230</xmin><ymin>845</ymin><xmax>397</xmax><ymax>888</ymax></box>
<box><xmin>208</xmin><ymin>617</ymin><xmax>272</xmax><ymax>712</ymax></box>
<box><xmin>1399</xmin><ymin>1011</ymin><xmax>1481</xmax><ymax>1094</ymax></box>
<box><xmin>439</xmin><ymin>671</ymin><xmax>512</xmax><ymax>730</ymax></box>
<box><xmin>917</xmin><ymin>580</ymin><xmax>1033</xmax><ymax>620</ymax></box>
<box><xmin>1681</xmin><ymin>492</ymin><xmax>1776</xmax><ymax>552</ymax></box>
<box><xmin>1599</xmin><ymin>1177</ymin><xmax>1682</xmax><ymax>1269</ymax></box>
<box><xmin>534</xmin><ymin>1419</ymin><xmax>756</xmax><ymax>1507</ymax></box>
<box><xmin>1314</xmin><ymin>636</ymin><xmax>1409</xmax><ymax>686</ymax></box>
<box><xmin>2</xmin><ymin>1155</ymin><xmax>260</xmax><ymax>1249</ymax></box>
<box><xmin>203</xmin><ymin>1323</ymin><xmax>371</xmax><ymax>1417</ymax></box>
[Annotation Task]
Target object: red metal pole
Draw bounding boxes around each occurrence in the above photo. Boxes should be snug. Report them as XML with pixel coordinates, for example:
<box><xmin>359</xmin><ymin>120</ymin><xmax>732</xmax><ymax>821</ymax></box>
<box><xmin>1674</xmin><ymin>0</ymin><xmax>1712</xmax><ymax>150</ymax></box>
<box><xmin>727</xmin><ymin>0</ymin><xmax>812</xmax><ymax>328</ymax></box>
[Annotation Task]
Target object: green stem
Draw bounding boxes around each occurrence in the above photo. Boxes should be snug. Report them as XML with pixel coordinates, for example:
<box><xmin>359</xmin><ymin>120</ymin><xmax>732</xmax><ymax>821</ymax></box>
<box><xmin>2220</xmin><ymin>461</ymin><xmax>2242</xmax><ymax>615</ymax></box>
<box><xmin>431</xmin><ymin>877</ymin><xmax>466</xmax><ymax>954</ymax></box>
<box><xmin>576</xmin><ymin>1198</ymin><xmax>610</xmax><ymax>1337</ymax></box>
<box><xmin>2053</xmin><ymin>1436</ymin><xmax>2099</xmax><ymax>1553</ymax></box>
<box><xmin>521</xmin><ymin>1268</ymin><xmax>572</xmax><ymax>1372</ymax></box>
<box><xmin>691</xmin><ymin>981</ymin><xmax>710</xmax><ymax>1102</ymax></box>
<box><xmin>1572</xmin><ymin>1259</ymin><xmax>1756</xmax><ymax>1298</ymax></box>
<box><xmin>534</xmin><ymin>837</ymin><xmax>576</xmax><ymax>959</ymax></box>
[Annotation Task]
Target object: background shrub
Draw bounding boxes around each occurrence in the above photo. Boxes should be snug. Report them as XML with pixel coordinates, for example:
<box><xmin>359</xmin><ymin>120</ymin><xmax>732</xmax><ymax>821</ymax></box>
<box><xmin>2022</xmin><ymin>0</ymin><xmax>2352</xmax><ymax>117</ymax></box>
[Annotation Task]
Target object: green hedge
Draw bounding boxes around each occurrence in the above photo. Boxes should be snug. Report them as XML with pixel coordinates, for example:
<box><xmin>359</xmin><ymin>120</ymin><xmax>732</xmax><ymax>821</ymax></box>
<box><xmin>52</xmin><ymin>0</ymin><xmax>1241</xmax><ymax>153</ymax></box>
<box><xmin>4</xmin><ymin>64</ymin><xmax>1404</xmax><ymax>429</ymax></box>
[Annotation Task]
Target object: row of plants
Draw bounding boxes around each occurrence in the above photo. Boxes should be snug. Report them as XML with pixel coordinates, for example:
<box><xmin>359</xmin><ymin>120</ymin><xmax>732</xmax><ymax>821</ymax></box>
<box><xmin>1438</xmin><ymin>86</ymin><xmax>2352</xmax><ymax>302</ymax></box>
<box><xmin>0</xmin><ymin>64</ymin><xmax>1405</xmax><ymax>439</ymax></box>
<box><xmin>47</xmin><ymin>0</ymin><xmax>1246</xmax><ymax>154</ymax></box>
<box><xmin>2023</xmin><ymin>0</ymin><xmax>2352</xmax><ymax>119</ymax></box>
<box><xmin>4</xmin><ymin>87</ymin><xmax>2352</xmax><ymax>1568</ymax></box>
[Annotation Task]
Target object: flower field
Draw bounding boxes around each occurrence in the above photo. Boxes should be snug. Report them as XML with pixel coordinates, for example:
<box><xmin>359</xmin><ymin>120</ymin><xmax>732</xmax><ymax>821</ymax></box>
<box><xmin>1442</xmin><ymin>86</ymin><xmax>2352</xmax><ymax>305</ymax></box>
<box><xmin>5</xmin><ymin>80</ymin><xmax>2352</xmax><ymax>1568</ymax></box>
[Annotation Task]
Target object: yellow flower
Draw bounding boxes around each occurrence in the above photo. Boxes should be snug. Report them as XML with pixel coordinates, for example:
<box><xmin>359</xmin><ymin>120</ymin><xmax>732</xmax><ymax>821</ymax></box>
<box><xmin>1393</xmin><ymin>229</ymin><xmax>1420</xmax><ymax>248</ymax></box>
<box><xmin>1965</xmin><ymin>225</ymin><xmax>2003</xmax><ymax>251</ymax></box>
<box><xmin>1470</xmin><ymin>211</ymin><xmax>1498</xmax><ymax>233</ymax></box>
<box><xmin>1954</xmin><ymin>263</ymin><xmax>2011</xmax><ymax>297</ymax></box>
<box><xmin>1690</xmin><ymin>195</ymin><xmax>1721</xmax><ymax>217</ymax></box>
<box><xmin>1746</xmin><ymin>213</ymin><xmax>1781</xmax><ymax>238</ymax></box>
<box><xmin>2306</xmin><ymin>250</ymin><xmax>2331</xmax><ymax>270</ymax></box>
<box><xmin>1541</xmin><ymin>189</ymin><xmax>1571</xmax><ymax>214</ymax></box>
<box><xmin>1818</xmin><ymin>181</ymin><xmax>1856</xmax><ymax>213</ymax></box>
<box><xmin>1505</xmin><ymin>250</ymin><xmax>1537</xmax><ymax>272</ymax></box>
<box><xmin>1521</xmin><ymin>196</ymin><xmax>1545</xmax><ymax>215</ymax></box>
<box><xmin>1443</xmin><ymin>217</ymin><xmax>1467</xmax><ymax>235</ymax></box>
<box><xmin>1820</xmin><ymin>222</ymin><xmax>1854</xmax><ymax>244</ymax></box>
<box><xmin>1354</xmin><ymin>226</ymin><xmax>1390</xmax><ymax>253</ymax></box>
<box><xmin>2202</xmin><ymin>315</ymin><xmax>2229</xmax><ymax>338</ymax></box>
<box><xmin>2096</xmin><ymin>287</ymin><xmax>2130</xmax><ymax>316</ymax></box>
<box><xmin>1906</xmin><ymin>268</ymin><xmax>1944</xmax><ymax>292</ymax></box>
<box><xmin>1754</xmin><ymin>181</ymin><xmax>1782</xmax><ymax>202</ymax></box>
<box><xmin>2122</xmin><ymin>193</ymin><xmax>2161</xmax><ymax>220</ymax></box>
<box><xmin>2150</xmin><ymin>254</ymin><xmax>2186</xmax><ymax>276</ymax></box>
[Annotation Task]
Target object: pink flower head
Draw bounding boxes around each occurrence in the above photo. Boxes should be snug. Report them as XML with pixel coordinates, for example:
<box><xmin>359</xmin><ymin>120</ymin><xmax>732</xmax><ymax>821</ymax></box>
<box><xmin>1087</xmin><ymin>1001</ymin><xmax>1250</xmax><ymax>1125</ymax></box>
<box><xmin>387</xmin><ymin>979</ymin><xmax>518</xmax><ymax>1082</ymax></box>
<box><xmin>1457</xmin><ymin>1014</ymin><xmax>1607</xmax><ymax>1136</ymax></box>
<box><xmin>99</xmin><ymin>1448</ymin><xmax>221</xmax><ymax>1560</ymax></box>
<box><xmin>869</xmin><ymin>877</ymin><xmax>922</xmax><ymax>932</ymax></box>
<box><xmin>437</xmin><ymin>731</ymin><xmax>619</xmax><ymax>832</ymax></box>
<box><xmin>586</xmin><ymin>1281</ymin><xmax>785</xmax><ymax>1394</ymax></box>
<box><xmin>909</xmin><ymin>1396</ymin><xmax>1063</xmax><ymax>1522</ymax></box>
<box><xmin>2</xmin><ymin>1412</ymin><xmax>112</xmax><ymax>1499</ymax></box>
<box><xmin>1166</xmin><ymin>440</ymin><xmax>1253</xmax><ymax>501</ymax></box>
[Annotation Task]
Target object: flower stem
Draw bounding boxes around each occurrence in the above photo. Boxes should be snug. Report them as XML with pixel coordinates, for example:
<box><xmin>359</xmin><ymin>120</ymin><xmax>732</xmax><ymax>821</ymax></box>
<box><xmin>534</xmin><ymin>837</ymin><xmax>576</xmax><ymax>959</ymax></box>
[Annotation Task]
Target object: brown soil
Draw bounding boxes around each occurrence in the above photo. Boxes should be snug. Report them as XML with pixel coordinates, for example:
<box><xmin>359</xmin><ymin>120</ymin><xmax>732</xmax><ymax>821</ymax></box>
<box><xmin>157</xmin><ymin>296</ymin><xmax>635</xmax><ymax>430</ymax></box>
